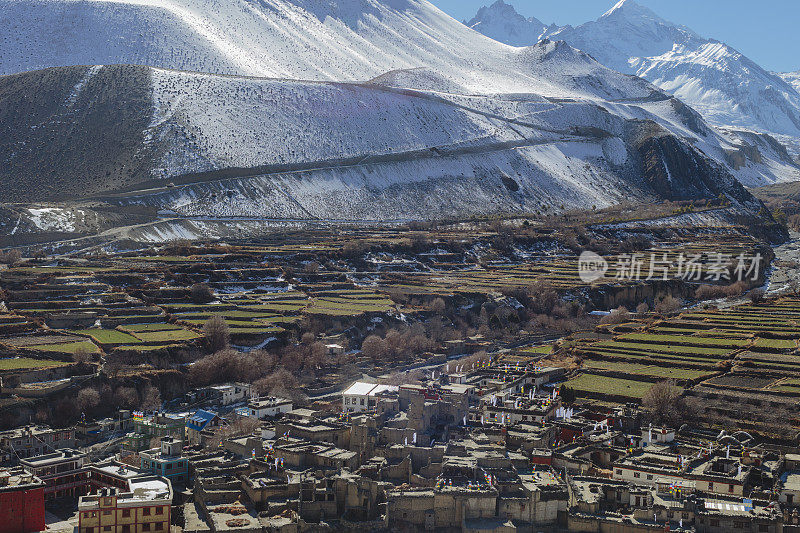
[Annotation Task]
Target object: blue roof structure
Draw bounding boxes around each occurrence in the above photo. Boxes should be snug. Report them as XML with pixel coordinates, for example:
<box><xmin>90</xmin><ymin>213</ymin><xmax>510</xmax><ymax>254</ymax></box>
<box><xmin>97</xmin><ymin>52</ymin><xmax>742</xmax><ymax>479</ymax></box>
<box><xmin>186</xmin><ymin>409</ymin><xmax>219</xmax><ymax>432</ymax></box>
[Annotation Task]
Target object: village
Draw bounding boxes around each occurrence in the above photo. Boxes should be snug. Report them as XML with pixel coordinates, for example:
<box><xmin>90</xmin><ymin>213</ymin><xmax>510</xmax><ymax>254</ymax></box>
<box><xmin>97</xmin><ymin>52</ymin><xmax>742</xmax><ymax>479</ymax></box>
<box><xmin>1</xmin><ymin>358</ymin><xmax>798</xmax><ymax>533</ymax></box>
<box><xmin>0</xmin><ymin>213</ymin><xmax>798</xmax><ymax>532</ymax></box>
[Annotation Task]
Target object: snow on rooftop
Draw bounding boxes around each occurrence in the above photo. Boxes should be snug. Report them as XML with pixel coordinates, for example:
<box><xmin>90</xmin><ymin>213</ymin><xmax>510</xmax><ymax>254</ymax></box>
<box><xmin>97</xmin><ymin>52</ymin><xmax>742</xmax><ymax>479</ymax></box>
<box><xmin>342</xmin><ymin>382</ymin><xmax>379</xmax><ymax>396</ymax></box>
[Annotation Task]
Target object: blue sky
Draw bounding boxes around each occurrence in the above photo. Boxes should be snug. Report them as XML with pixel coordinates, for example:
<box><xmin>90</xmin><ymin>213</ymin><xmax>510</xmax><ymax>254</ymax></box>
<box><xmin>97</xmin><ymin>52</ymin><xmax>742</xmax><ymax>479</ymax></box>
<box><xmin>432</xmin><ymin>0</ymin><xmax>799</xmax><ymax>73</ymax></box>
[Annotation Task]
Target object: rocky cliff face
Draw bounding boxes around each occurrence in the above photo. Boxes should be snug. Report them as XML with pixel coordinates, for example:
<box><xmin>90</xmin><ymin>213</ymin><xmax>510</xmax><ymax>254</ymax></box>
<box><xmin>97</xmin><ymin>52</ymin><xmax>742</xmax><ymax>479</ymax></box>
<box><xmin>627</xmin><ymin>121</ymin><xmax>757</xmax><ymax>206</ymax></box>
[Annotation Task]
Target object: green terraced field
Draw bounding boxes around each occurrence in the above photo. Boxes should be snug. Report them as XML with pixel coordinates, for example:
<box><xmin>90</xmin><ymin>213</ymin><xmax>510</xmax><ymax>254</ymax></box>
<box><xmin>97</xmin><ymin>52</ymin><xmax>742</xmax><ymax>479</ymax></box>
<box><xmin>564</xmin><ymin>374</ymin><xmax>658</xmax><ymax>400</ymax></box>
<box><xmin>590</xmin><ymin>340</ymin><xmax>733</xmax><ymax>357</ymax></box>
<box><xmin>227</xmin><ymin>326</ymin><xmax>284</xmax><ymax>335</ymax></box>
<box><xmin>120</xmin><ymin>323</ymin><xmax>181</xmax><ymax>332</ymax></box>
<box><xmin>28</xmin><ymin>340</ymin><xmax>100</xmax><ymax>355</ymax></box>
<box><xmin>132</xmin><ymin>329</ymin><xmax>201</xmax><ymax>343</ymax></box>
<box><xmin>520</xmin><ymin>344</ymin><xmax>554</xmax><ymax>355</ymax></box>
<box><xmin>582</xmin><ymin>360</ymin><xmax>715</xmax><ymax>381</ymax></box>
<box><xmin>0</xmin><ymin>357</ymin><xmax>69</xmax><ymax>370</ymax></box>
<box><xmin>70</xmin><ymin>329</ymin><xmax>141</xmax><ymax>345</ymax></box>
<box><xmin>751</xmin><ymin>338</ymin><xmax>797</xmax><ymax>350</ymax></box>
<box><xmin>618</xmin><ymin>333</ymin><xmax>749</xmax><ymax>349</ymax></box>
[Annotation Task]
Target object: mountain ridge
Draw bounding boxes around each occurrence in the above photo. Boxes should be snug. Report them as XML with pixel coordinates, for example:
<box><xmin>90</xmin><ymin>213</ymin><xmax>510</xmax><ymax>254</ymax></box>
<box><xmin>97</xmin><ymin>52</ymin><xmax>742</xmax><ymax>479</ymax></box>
<box><xmin>464</xmin><ymin>0</ymin><xmax>546</xmax><ymax>48</ymax></box>
<box><xmin>0</xmin><ymin>0</ymin><xmax>794</xmax><ymax>226</ymax></box>
<box><xmin>467</xmin><ymin>0</ymin><xmax>800</xmax><ymax>149</ymax></box>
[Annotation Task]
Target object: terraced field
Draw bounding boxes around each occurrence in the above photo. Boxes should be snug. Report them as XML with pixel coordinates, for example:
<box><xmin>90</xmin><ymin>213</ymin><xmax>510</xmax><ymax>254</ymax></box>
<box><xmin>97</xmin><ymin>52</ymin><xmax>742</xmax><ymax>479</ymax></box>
<box><xmin>564</xmin><ymin>295</ymin><xmax>800</xmax><ymax>438</ymax></box>
<box><xmin>564</xmin><ymin>374</ymin><xmax>658</xmax><ymax>400</ymax></box>
<box><xmin>0</xmin><ymin>357</ymin><xmax>69</xmax><ymax>370</ymax></box>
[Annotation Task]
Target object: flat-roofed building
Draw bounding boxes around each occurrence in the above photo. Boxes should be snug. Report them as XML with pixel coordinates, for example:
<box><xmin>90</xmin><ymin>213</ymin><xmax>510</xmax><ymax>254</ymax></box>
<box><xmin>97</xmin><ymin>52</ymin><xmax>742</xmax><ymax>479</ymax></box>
<box><xmin>342</xmin><ymin>382</ymin><xmax>398</xmax><ymax>413</ymax></box>
<box><xmin>140</xmin><ymin>438</ymin><xmax>188</xmax><ymax>485</ymax></box>
<box><xmin>0</xmin><ymin>467</ymin><xmax>45</xmax><ymax>533</ymax></box>
<box><xmin>77</xmin><ymin>476</ymin><xmax>172</xmax><ymax>533</ymax></box>
<box><xmin>0</xmin><ymin>425</ymin><xmax>75</xmax><ymax>462</ymax></box>
<box><xmin>19</xmin><ymin>449</ymin><xmax>86</xmax><ymax>500</ymax></box>
<box><xmin>246</xmin><ymin>396</ymin><xmax>293</xmax><ymax>419</ymax></box>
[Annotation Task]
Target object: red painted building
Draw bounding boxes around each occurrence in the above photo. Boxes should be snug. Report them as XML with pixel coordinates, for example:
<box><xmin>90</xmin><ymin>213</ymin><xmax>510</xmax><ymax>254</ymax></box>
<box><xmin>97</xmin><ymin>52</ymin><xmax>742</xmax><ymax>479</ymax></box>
<box><xmin>0</xmin><ymin>468</ymin><xmax>46</xmax><ymax>533</ymax></box>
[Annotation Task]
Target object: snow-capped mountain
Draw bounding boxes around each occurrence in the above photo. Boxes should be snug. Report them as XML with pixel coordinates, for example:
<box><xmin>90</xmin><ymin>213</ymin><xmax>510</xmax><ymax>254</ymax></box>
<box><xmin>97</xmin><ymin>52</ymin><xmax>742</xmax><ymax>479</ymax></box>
<box><xmin>467</xmin><ymin>0</ymin><xmax>800</xmax><ymax>149</ymax></box>
<box><xmin>464</xmin><ymin>0</ymin><xmax>546</xmax><ymax>48</ymax></box>
<box><xmin>0</xmin><ymin>0</ymin><xmax>794</xmax><ymax>225</ymax></box>
<box><xmin>780</xmin><ymin>71</ymin><xmax>800</xmax><ymax>94</ymax></box>
<box><xmin>0</xmin><ymin>0</ymin><xmax>628</xmax><ymax>96</ymax></box>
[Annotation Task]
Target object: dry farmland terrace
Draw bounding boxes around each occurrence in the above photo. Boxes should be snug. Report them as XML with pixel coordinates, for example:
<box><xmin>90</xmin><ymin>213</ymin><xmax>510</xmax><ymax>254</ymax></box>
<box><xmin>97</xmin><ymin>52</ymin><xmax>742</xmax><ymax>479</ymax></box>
<box><xmin>0</xmin><ymin>232</ymin><xmax>767</xmax><ymax>365</ymax></box>
<box><xmin>562</xmin><ymin>295</ymin><xmax>800</xmax><ymax>439</ymax></box>
<box><xmin>0</xmin><ymin>225</ymin><xmax>777</xmax><ymax>431</ymax></box>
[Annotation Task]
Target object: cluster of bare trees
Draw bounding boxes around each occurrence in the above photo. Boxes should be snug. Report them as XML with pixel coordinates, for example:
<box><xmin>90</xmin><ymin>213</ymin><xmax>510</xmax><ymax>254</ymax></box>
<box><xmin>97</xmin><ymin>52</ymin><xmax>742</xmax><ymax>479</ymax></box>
<box><xmin>361</xmin><ymin>324</ymin><xmax>437</xmax><ymax>362</ymax></box>
<box><xmin>48</xmin><ymin>383</ymin><xmax>163</xmax><ymax>424</ymax></box>
<box><xmin>0</xmin><ymin>249</ymin><xmax>22</xmax><ymax>266</ymax></box>
<box><xmin>189</xmin><ymin>348</ymin><xmax>275</xmax><ymax>386</ymax></box>
<box><xmin>189</xmin><ymin>338</ymin><xmax>313</xmax><ymax>402</ymax></box>
<box><xmin>642</xmin><ymin>380</ymin><xmax>697</xmax><ymax>427</ymax></box>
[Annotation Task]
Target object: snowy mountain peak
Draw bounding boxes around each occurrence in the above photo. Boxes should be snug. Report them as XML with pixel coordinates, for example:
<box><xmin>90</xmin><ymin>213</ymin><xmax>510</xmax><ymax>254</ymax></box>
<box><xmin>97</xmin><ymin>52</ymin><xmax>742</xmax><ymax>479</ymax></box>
<box><xmin>465</xmin><ymin>0</ymin><xmax>546</xmax><ymax>47</ymax></box>
<box><xmin>601</xmin><ymin>0</ymin><xmax>656</xmax><ymax>20</ymax></box>
<box><xmin>465</xmin><ymin>0</ymin><xmax>800</xmax><ymax>145</ymax></box>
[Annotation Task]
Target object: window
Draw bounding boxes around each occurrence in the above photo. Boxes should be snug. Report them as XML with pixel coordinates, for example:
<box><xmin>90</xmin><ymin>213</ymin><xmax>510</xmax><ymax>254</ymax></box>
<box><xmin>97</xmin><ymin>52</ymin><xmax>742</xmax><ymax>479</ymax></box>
<box><xmin>633</xmin><ymin>472</ymin><xmax>640</xmax><ymax>478</ymax></box>
<box><xmin>143</xmin><ymin>507</ymin><xmax>151</xmax><ymax>516</ymax></box>
<box><xmin>103</xmin><ymin>528</ymin><xmax>112</xmax><ymax>532</ymax></box>
<box><xmin>142</xmin><ymin>525</ymin><xmax>151</xmax><ymax>532</ymax></box>
<box><xmin>729</xmin><ymin>484</ymin><xmax>735</xmax><ymax>493</ymax></box>
<box><xmin>708</xmin><ymin>482</ymin><xmax>714</xmax><ymax>491</ymax></box>
<box><xmin>122</xmin><ymin>526</ymin><xmax>131</xmax><ymax>533</ymax></box>
<box><xmin>122</xmin><ymin>509</ymin><xmax>131</xmax><ymax>517</ymax></box>
<box><xmin>155</xmin><ymin>523</ymin><xmax>164</xmax><ymax>531</ymax></box>
<box><xmin>646</xmin><ymin>474</ymin><xmax>653</xmax><ymax>480</ymax></box>
<box><xmin>615</xmin><ymin>469</ymin><xmax>622</xmax><ymax>475</ymax></box>
<box><xmin>155</xmin><ymin>506</ymin><xmax>164</xmax><ymax>515</ymax></box>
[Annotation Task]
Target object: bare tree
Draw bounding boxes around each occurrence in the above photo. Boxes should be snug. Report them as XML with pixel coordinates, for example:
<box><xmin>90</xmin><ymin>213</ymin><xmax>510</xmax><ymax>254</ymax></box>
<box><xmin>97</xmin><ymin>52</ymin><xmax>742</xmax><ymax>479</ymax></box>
<box><xmin>190</xmin><ymin>283</ymin><xmax>215</xmax><ymax>304</ymax></box>
<box><xmin>748</xmin><ymin>288</ymin><xmax>766</xmax><ymax>304</ymax></box>
<box><xmin>208</xmin><ymin>415</ymin><xmax>261</xmax><ymax>449</ymax></box>
<box><xmin>73</xmin><ymin>345</ymin><xmax>95</xmax><ymax>364</ymax></box>
<box><xmin>203</xmin><ymin>315</ymin><xmax>230</xmax><ymax>352</ymax></box>
<box><xmin>600</xmin><ymin>306</ymin><xmax>630</xmax><ymax>325</ymax></box>
<box><xmin>642</xmin><ymin>380</ymin><xmax>694</xmax><ymax>426</ymax></box>
<box><xmin>140</xmin><ymin>385</ymin><xmax>162</xmax><ymax>410</ymax></box>
<box><xmin>361</xmin><ymin>335</ymin><xmax>387</xmax><ymax>361</ymax></box>
<box><xmin>0</xmin><ymin>249</ymin><xmax>22</xmax><ymax>266</ymax></box>
<box><xmin>115</xmin><ymin>387</ymin><xmax>140</xmax><ymax>409</ymax></box>
<box><xmin>654</xmin><ymin>295</ymin><xmax>681</xmax><ymax>315</ymax></box>
<box><xmin>77</xmin><ymin>387</ymin><xmax>100</xmax><ymax>412</ymax></box>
